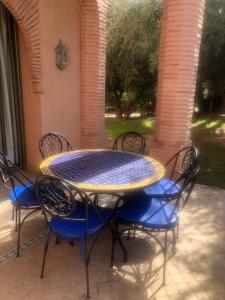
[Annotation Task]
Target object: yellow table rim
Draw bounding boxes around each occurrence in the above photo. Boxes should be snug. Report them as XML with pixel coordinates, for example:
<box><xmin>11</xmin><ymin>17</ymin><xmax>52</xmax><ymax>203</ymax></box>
<box><xmin>40</xmin><ymin>149</ymin><xmax>165</xmax><ymax>193</ymax></box>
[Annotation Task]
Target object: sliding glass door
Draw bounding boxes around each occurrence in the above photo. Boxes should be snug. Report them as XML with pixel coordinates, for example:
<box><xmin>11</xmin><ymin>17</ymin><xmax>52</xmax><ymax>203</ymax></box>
<box><xmin>0</xmin><ymin>3</ymin><xmax>25</xmax><ymax>167</ymax></box>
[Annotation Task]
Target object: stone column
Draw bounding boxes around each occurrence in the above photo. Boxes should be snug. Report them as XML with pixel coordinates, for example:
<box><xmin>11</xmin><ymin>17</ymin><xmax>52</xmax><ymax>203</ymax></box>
<box><xmin>80</xmin><ymin>0</ymin><xmax>110</xmax><ymax>148</ymax></box>
<box><xmin>151</xmin><ymin>0</ymin><xmax>205</xmax><ymax>163</ymax></box>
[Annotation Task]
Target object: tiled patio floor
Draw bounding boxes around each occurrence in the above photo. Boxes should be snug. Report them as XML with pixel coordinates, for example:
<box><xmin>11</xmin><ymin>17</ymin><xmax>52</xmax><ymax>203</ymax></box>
<box><xmin>1</xmin><ymin>184</ymin><xmax>225</xmax><ymax>300</ymax></box>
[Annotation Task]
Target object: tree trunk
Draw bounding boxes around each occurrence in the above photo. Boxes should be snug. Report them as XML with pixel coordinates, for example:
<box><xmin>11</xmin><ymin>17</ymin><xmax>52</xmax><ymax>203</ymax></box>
<box><xmin>115</xmin><ymin>110</ymin><xmax>123</xmax><ymax>119</ymax></box>
<box><xmin>220</xmin><ymin>97</ymin><xmax>225</xmax><ymax>114</ymax></box>
<box><xmin>124</xmin><ymin>113</ymin><xmax>130</xmax><ymax>120</ymax></box>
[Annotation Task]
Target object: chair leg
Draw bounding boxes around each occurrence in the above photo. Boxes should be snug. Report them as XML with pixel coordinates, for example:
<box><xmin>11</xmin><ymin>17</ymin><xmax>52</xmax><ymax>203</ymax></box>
<box><xmin>163</xmin><ymin>231</ymin><xmax>168</xmax><ymax>286</ymax></box>
<box><xmin>171</xmin><ymin>228</ymin><xmax>177</xmax><ymax>255</ymax></box>
<box><xmin>15</xmin><ymin>207</ymin><xmax>18</xmax><ymax>232</ymax></box>
<box><xmin>176</xmin><ymin>223</ymin><xmax>180</xmax><ymax>239</ymax></box>
<box><xmin>85</xmin><ymin>258</ymin><xmax>90</xmax><ymax>299</ymax></box>
<box><xmin>133</xmin><ymin>227</ymin><xmax>136</xmax><ymax>239</ymax></box>
<box><xmin>111</xmin><ymin>229</ymin><xmax>116</xmax><ymax>267</ymax></box>
<box><xmin>126</xmin><ymin>226</ymin><xmax>131</xmax><ymax>240</ymax></box>
<box><xmin>55</xmin><ymin>236</ymin><xmax>60</xmax><ymax>244</ymax></box>
<box><xmin>93</xmin><ymin>194</ymin><xmax>99</xmax><ymax>206</ymax></box>
<box><xmin>17</xmin><ymin>208</ymin><xmax>40</xmax><ymax>257</ymax></box>
<box><xmin>117</xmin><ymin>234</ymin><xmax>128</xmax><ymax>263</ymax></box>
<box><xmin>40</xmin><ymin>226</ymin><xmax>51</xmax><ymax>278</ymax></box>
<box><xmin>115</xmin><ymin>223</ymin><xmax>128</xmax><ymax>263</ymax></box>
<box><xmin>84</xmin><ymin>240</ymin><xmax>90</xmax><ymax>299</ymax></box>
<box><xmin>12</xmin><ymin>206</ymin><xmax>15</xmax><ymax>221</ymax></box>
<box><xmin>17</xmin><ymin>208</ymin><xmax>21</xmax><ymax>257</ymax></box>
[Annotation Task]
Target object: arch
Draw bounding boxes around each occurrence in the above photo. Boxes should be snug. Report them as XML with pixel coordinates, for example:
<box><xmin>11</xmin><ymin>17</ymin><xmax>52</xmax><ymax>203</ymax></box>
<box><xmin>1</xmin><ymin>0</ymin><xmax>42</xmax><ymax>93</ymax></box>
<box><xmin>80</xmin><ymin>0</ymin><xmax>110</xmax><ymax>148</ymax></box>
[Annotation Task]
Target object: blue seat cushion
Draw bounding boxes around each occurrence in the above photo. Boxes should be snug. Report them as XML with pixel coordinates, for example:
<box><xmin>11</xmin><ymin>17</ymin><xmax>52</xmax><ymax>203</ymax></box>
<box><xmin>117</xmin><ymin>194</ymin><xmax>179</xmax><ymax>230</ymax></box>
<box><xmin>51</xmin><ymin>202</ymin><xmax>113</xmax><ymax>240</ymax></box>
<box><xmin>9</xmin><ymin>184</ymin><xmax>40</xmax><ymax>207</ymax></box>
<box><xmin>143</xmin><ymin>178</ymin><xmax>181</xmax><ymax>197</ymax></box>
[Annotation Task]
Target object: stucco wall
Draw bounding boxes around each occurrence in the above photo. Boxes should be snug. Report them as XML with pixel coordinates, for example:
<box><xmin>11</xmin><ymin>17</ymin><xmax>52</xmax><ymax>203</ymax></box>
<box><xmin>18</xmin><ymin>0</ymin><xmax>81</xmax><ymax>171</ymax></box>
<box><xmin>39</xmin><ymin>0</ymin><xmax>81</xmax><ymax>149</ymax></box>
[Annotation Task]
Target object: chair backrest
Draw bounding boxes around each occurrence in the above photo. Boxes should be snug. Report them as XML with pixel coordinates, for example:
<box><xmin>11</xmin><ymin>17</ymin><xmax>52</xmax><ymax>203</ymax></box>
<box><xmin>36</xmin><ymin>175</ymin><xmax>104</xmax><ymax>225</ymax></box>
<box><xmin>154</xmin><ymin>147</ymin><xmax>199</xmax><ymax>207</ymax></box>
<box><xmin>175</xmin><ymin>162</ymin><xmax>200</xmax><ymax>208</ymax></box>
<box><xmin>166</xmin><ymin>146</ymin><xmax>199</xmax><ymax>180</ymax></box>
<box><xmin>142</xmin><ymin>162</ymin><xmax>199</xmax><ymax>226</ymax></box>
<box><xmin>112</xmin><ymin>131</ymin><xmax>145</xmax><ymax>154</ymax></box>
<box><xmin>130</xmin><ymin>160</ymin><xmax>199</xmax><ymax>227</ymax></box>
<box><xmin>39</xmin><ymin>132</ymin><xmax>73</xmax><ymax>160</ymax></box>
<box><xmin>0</xmin><ymin>151</ymin><xmax>35</xmax><ymax>201</ymax></box>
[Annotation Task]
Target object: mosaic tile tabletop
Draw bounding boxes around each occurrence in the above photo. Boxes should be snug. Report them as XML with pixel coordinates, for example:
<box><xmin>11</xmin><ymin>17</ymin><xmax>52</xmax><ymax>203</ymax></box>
<box><xmin>40</xmin><ymin>150</ymin><xmax>165</xmax><ymax>192</ymax></box>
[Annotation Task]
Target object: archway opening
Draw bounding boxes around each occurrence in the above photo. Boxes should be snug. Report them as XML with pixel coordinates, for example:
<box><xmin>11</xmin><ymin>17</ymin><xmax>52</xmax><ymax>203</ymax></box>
<box><xmin>105</xmin><ymin>0</ymin><xmax>163</xmax><ymax>151</ymax></box>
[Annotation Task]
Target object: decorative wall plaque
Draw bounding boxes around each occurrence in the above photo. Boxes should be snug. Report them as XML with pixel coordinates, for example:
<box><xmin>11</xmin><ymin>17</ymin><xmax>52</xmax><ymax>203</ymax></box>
<box><xmin>55</xmin><ymin>39</ymin><xmax>68</xmax><ymax>70</ymax></box>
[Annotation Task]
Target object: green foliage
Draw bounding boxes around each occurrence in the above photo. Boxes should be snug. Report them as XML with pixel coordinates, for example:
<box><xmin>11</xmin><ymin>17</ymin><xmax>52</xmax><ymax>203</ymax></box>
<box><xmin>197</xmin><ymin>0</ymin><xmax>225</xmax><ymax>113</ymax></box>
<box><xmin>106</xmin><ymin>0</ymin><xmax>162</xmax><ymax>118</ymax></box>
<box><xmin>107</xmin><ymin>0</ymin><xmax>225</xmax><ymax>116</ymax></box>
<box><xmin>105</xmin><ymin>117</ymin><xmax>225</xmax><ymax>188</ymax></box>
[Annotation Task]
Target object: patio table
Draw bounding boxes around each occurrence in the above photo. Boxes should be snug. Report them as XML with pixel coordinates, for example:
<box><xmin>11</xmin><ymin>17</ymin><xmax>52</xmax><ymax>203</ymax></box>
<box><xmin>40</xmin><ymin>149</ymin><xmax>165</xmax><ymax>193</ymax></box>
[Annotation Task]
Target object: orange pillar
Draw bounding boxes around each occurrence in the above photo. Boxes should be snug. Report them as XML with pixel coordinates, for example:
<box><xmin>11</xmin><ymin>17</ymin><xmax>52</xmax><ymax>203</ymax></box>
<box><xmin>151</xmin><ymin>0</ymin><xmax>205</xmax><ymax>163</ymax></box>
<box><xmin>80</xmin><ymin>0</ymin><xmax>110</xmax><ymax>148</ymax></box>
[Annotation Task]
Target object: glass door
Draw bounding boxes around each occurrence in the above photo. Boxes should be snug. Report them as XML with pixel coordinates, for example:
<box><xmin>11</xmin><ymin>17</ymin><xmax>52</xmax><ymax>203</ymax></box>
<box><xmin>0</xmin><ymin>4</ymin><xmax>25</xmax><ymax>167</ymax></box>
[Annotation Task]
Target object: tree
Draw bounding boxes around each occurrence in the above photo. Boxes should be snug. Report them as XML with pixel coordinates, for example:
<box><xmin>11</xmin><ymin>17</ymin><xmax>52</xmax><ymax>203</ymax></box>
<box><xmin>197</xmin><ymin>0</ymin><xmax>225</xmax><ymax>113</ymax></box>
<box><xmin>106</xmin><ymin>0</ymin><xmax>162</xmax><ymax>118</ymax></box>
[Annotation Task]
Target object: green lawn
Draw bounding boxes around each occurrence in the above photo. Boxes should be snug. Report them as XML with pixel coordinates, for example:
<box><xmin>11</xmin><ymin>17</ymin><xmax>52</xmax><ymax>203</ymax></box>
<box><xmin>105</xmin><ymin>118</ymin><xmax>154</xmax><ymax>139</ymax></box>
<box><xmin>192</xmin><ymin>117</ymin><xmax>225</xmax><ymax>189</ymax></box>
<box><xmin>105</xmin><ymin>117</ymin><xmax>225</xmax><ymax>189</ymax></box>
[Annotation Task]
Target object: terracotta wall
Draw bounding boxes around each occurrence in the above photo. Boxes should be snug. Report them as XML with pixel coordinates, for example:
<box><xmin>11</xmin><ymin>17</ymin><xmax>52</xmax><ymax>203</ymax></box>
<box><xmin>39</xmin><ymin>0</ymin><xmax>81</xmax><ymax>149</ymax></box>
<box><xmin>9</xmin><ymin>0</ymin><xmax>205</xmax><ymax>172</ymax></box>
<box><xmin>17</xmin><ymin>0</ymin><xmax>81</xmax><ymax>171</ymax></box>
<box><xmin>80</xmin><ymin>0</ymin><xmax>110</xmax><ymax>148</ymax></box>
<box><xmin>151</xmin><ymin>0</ymin><xmax>205</xmax><ymax>163</ymax></box>
<box><xmin>1</xmin><ymin>0</ymin><xmax>42</xmax><ymax>93</ymax></box>
<box><xmin>19</xmin><ymin>32</ymin><xmax>42</xmax><ymax>171</ymax></box>
<box><xmin>3</xmin><ymin>0</ymin><xmax>109</xmax><ymax>171</ymax></box>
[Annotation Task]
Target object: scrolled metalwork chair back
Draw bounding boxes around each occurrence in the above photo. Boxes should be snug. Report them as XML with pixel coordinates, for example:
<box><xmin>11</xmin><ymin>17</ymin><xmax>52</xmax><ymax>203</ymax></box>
<box><xmin>0</xmin><ymin>155</ymin><xmax>11</xmax><ymax>191</ymax></box>
<box><xmin>0</xmin><ymin>152</ymin><xmax>35</xmax><ymax>202</ymax></box>
<box><xmin>112</xmin><ymin>131</ymin><xmax>146</xmax><ymax>154</ymax></box>
<box><xmin>36</xmin><ymin>176</ymin><xmax>88</xmax><ymax>219</ymax></box>
<box><xmin>36</xmin><ymin>175</ymin><xmax>109</xmax><ymax>299</ymax></box>
<box><xmin>146</xmin><ymin>162</ymin><xmax>200</xmax><ymax>236</ymax></box>
<box><xmin>166</xmin><ymin>146</ymin><xmax>198</xmax><ymax>180</ymax></box>
<box><xmin>39</xmin><ymin>132</ymin><xmax>73</xmax><ymax>160</ymax></box>
<box><xmin>173</xmin><ymin>161</ymin><xmax>200</xmax><ymax>209</ymax></box>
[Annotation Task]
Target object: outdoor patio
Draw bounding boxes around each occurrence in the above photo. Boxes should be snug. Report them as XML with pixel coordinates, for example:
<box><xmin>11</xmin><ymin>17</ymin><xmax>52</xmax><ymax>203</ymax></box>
<box><xmin>1</xmin><ymin>182</ymin><xmax>225</xmax><ymax>300</ymax></box>
<box><xmin>1</xmin><ymin>1</ymin><xmax>224</xmax><ymax>300</ymax></box>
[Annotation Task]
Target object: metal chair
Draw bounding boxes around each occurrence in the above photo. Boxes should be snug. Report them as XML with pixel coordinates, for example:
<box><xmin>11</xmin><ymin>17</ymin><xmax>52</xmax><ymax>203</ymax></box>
<box><xmin>111</xmin><ymin>165</ymin><xmax>199</xmax><ymax>285</ymax></box>
<box><xmin>111</xmin><ymin>161</ymin><xmax>199</xmax><ymax>286</ymax></box>
<box><xmin>36</xmin><ymin>175</ymin><xmax>113</xmax><ymax>299</ymax></box>
<box><xmin>96</xmin><ymin>131</ymin><xmax>145</xmax><ymax>207</ymax></box>
<box><xmin>123</xmin><ymin>146</ymin><xmax>199</xmax><ymax>247</ymax></box>
<box><xmin>143</xmin><ymin>146</ymin><xmax>199</xmax><ymax>198</ymax></box>
<box><xmin>39</xmin><ymin>132</ymin><xmax>73</xmax><ymax>159</ymax></box>
<box><xmin>0</xmin><ymin>152</ymin><xmax>41</xmax><ymax>256</ymax></box>
<box><xmin>125</xmin><ymin>146</ymin><xmax>199</xmax><ymax>241</ymax></box>
<box><xmin>112</xmin><ymin>131</ymin><xmax>146</xmax><ymax>154</ymax></box>
<box><xmin>107</xmin><ymin>130</ymin><xmax>146</xmax><ymax>209</ymax></box>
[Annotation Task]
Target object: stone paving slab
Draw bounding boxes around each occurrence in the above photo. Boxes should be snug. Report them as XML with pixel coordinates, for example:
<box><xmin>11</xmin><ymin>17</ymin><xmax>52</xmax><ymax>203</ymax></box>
<box><xmin>0</xmin><ymin>184</ymin><xmax>225</xmax><ymax>299</ymax></box>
